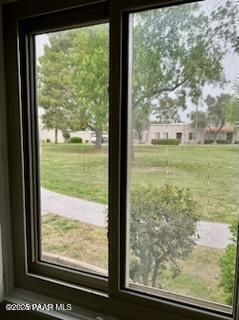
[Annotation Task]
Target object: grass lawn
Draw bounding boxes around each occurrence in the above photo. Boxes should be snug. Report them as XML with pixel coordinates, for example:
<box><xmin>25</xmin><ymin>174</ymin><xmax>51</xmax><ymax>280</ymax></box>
<box><xmin>42</xmin><ymin>214</ymin><xmax>108</xmax><ymax>270</ymax></box>
<box><xmin>159</xmin><ymin>247</ymin><xmax>226</xmax><ymax>304</ymax></box>
<box><xmin>40</xmin><ymin>143</ymin><xmax>239</xmax><ymax>223</ymax></box>
<box><xmin>42</xmin><ymin>214</ymin><xmax>226</xmax><ymax>304</ymax></box>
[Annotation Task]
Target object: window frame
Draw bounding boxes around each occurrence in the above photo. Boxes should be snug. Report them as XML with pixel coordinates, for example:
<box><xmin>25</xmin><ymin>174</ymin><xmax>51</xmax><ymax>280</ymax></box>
<box><xmin>18</xmin><ymin>2</ymin><xmax>109</xmax><ymax>293</ymax></box>
<box><xmin>3</xmin><ymin>0</ymin><xmax>239</xmax><ymax>319</ymax></box>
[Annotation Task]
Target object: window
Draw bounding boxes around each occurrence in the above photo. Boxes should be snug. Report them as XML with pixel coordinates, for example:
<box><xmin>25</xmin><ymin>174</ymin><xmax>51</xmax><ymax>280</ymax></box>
<box><xmin>189</xmin><ymin>132</ymin><xmax>195</xmax><ymax>140</ymax></box>
<box><xmin>155</xmin><ymin>132</ymin><xmax>160</xmax><ymax>139</ymax></box>
<box><xmin>126</xmin><ymin>0</ymin><xmax>239</xmax><ymax>314</ymax></box>
<box><xmin>4</xmin><ymin>0</ymin><xmax>239</xmax><ymax>319</ymax></box>
<box><xmin>163</xmin><ymin>132</ymin><xmax>169</xmax><ymax>139</ymax></box>
<box><xmin>35</xmin><ymin>23</ymin><xmax>109</xmax><ymax>276</ymax></box>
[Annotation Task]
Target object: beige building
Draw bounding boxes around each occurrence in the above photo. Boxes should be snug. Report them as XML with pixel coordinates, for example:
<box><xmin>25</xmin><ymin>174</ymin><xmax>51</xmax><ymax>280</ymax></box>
<box><xmin>38</xmin><ymin>118</ymin><xmax>94</xmax><ymax>143</ymax></box>
<box><xmin>143</xmin><ymin>123</ymin><xmax>239</xmax><ymax>144</ymax></box>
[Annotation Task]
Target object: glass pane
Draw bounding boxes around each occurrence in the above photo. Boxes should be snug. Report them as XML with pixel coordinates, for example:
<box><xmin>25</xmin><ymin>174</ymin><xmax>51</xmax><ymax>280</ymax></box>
<box><xmin>127</xmin><ymin>0</ymin><xmax>239</xmax><ymax>311</ymax></box>
<box><xmin>35</xmin><ymin>23</ymin><xmax>109</xmax><ymax>276</ymax></box>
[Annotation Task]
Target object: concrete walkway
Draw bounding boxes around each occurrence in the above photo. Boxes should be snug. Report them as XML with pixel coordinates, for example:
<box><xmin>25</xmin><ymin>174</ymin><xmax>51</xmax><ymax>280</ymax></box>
<box><xmin>41</xmin><ymin>188</ymin><xmax>106</xmax><ymax>227</ymax></box>
<box><xmin>41</xmin><ymin>188</ymin><xmax>232</xmax><ymax>249</ymax></box>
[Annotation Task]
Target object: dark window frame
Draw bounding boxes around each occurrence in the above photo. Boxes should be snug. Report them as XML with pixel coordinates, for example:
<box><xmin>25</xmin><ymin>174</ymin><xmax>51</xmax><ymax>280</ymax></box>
<box><xmin>18</xmin><ymin>2</ymin><xmax>109</xmax><ymax>293</ymax></box>
<box><xmin>3</xmin><ymin>0</ymin><xmax>239</xmax><ymax>319</ymax></box>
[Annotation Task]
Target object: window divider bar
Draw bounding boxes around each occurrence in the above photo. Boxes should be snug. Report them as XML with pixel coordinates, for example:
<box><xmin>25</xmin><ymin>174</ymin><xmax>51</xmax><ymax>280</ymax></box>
<box><xmin>108</xmin><ymin>2</ymin><xmax>122</xmax><ymax>296</ymax></box>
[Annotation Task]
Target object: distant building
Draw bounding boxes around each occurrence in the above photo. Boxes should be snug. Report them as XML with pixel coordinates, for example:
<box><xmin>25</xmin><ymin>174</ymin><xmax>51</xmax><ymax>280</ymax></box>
<box><xmin>142</xmin><ymin>123</ymin><xmax>239</xmax><ymax>144</ymax></box>
<box><xmin>38</xmin><ymin>118</ymin><xmax>94</xmax><ymax>143</ymax></box>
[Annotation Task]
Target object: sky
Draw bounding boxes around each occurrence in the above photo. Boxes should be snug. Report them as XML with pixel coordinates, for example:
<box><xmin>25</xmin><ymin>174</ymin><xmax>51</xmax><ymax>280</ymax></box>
<box><xmin>35</xmin><ymin>0</ymin><xmax>239</xmax><ymax>123</ymax></box>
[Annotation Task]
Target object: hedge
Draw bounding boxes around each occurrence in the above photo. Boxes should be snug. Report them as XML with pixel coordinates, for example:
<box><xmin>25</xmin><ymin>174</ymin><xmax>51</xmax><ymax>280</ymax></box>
<box><xmin>204</xmin><ymin>140</ymin><xmax>214</xmax><ymax>144</ymax></box>
<box><xmin>216</xmin><ymin>139</ymin><xmax>230</xmax><ymax>144</ymax></box>
<box><xmin>70</xmin><ymin>137</ymin><xmax>82</xmax><ymax>143</ymax></box>
<box><xmin>151</xmin><ymin>139</ymin><xmax>180</xmax><ymax>145</ymax></box>
<box><xmin>204</xmin><ymin>139</ymin><xmax>230</xmax><ymax>144</ymax></box>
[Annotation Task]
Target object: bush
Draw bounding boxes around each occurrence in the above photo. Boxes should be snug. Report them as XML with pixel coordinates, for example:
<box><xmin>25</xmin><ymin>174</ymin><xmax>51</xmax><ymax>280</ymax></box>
<box><xmin>219</xmin><ymin>219</ymin><xmax>237</xmax><ymax>305</ymax></box>
<box><xmin>70</xmin><ymin>137</ymin><xmax>82</xmax><ymax>143</ymax></box>
<box><xmin>234</xmin><ymin>141</ymin><xmax>239</xmax><ymax>144</ymax></box>
<box><xmin>216</xmin><ymin>139</ymin><xmax>230</xmax><ymax>144</ymax></box>
<box><xmin>204</xmin><ymin>140</ymin><xmax>214</xmax><ymax>144</ymax></box>
<box><xmin>62</xmin><ymin>130</ymin><xmax>70</xmax><ymax>142</ymax></box>
<box><xmin>130</xmin><ymin>184</ymin><xmax>199</xmax><ymax>287</ymax></box>
<box><xmin>46</xmin><ymin>139</ymin><xmax>51</xmax><ymax>143</ymax></box>
<box><xmin>151</xmin><ymin>139</ymin><xmax>180</xmax><ymax>145</ymax></box>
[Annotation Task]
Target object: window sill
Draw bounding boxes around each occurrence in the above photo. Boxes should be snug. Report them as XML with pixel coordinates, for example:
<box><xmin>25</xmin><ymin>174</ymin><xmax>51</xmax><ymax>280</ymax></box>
<box><xmin>5</xmin><ymin>288</ymin><xmax>117</xmax><ymax>320</ymax></box>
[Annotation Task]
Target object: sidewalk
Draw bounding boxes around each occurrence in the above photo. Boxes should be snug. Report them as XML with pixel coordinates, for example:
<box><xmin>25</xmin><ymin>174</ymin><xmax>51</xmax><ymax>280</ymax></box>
<box><xmin>41</xmin><ymin>188</ymin><xmax>232</xmax><ymax>249</ymax></box>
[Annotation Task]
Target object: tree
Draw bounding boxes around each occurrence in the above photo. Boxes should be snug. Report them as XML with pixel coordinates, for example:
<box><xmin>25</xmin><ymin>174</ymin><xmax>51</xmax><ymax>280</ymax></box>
<box><xmin>220</xmin><ymin>219</ymin><xmax>238</xmax><ymax>305</ymax></box>
<box><xmin>66</xmin><ymin>24</ymin><xmax>109</xmax><ymax>149</ymax></box>
<box><xmin>131</xmin><ymin>2</ymin><xmax>232</xmax><ymax>140</ymax></box>
<box><xmin>210</xmin><ymin>0</ymin><xmax>239</xmax><ymax>54</ymax></box>
<box><xmin>38</xmin><ymin>25</ymin><xmax>108</xmax><ymax>148</ymax></box>
<box><xmin>153</xmin><ymin>93</ymin><xmax>186</xmax><ymax>124</ymax></box>
<box><xmin>38</xmin><ymin>32</ymin><xmax>76</xmax><ymax>143</ymax></box>
<box><xmin>205</xmin><ymin>94</ymin><xmax>234</xmax><ymax>142</ymax></box>
<box><xmin>130</xmin><ymin>185</ymin><xmax>199</xmax><ymax>287</ymax></box>
<box><xmin>190</xmin><ymin>111</ymin><xmax>208</xmax><ymax>132</ymax></box>
<box><xmin>132</xmin><ymin>105</ymin><xmax>150</xmax><ymax>142</ymax></box>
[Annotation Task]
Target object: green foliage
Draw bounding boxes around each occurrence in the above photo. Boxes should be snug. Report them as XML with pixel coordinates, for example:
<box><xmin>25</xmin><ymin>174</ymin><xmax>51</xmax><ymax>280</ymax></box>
<box><xmin>62</xmin><ymin>130</ymin><xmax>70</xmax><ymax>142</ymax></box>
<box><xmin>38</xmin><ymin>24</ymin><xmax>109</xmax><ymax>148</ymax></box>
<box><xmin>46</xmin><ymin>139</ymin><xmax>51</xmax><ymax>143</ymax></box>
<box><xmin>130</xmin><ymin>184</ymin><xmax>199</xmax><ymax>287</ymax></box>
<box><xmin>206</xmin><ymin>94</ymin><xmax>235</xmax><ymax>141</ymax></box>
<box><xmin>66</xmin><ymin>24</ymin><xmax>109</xmax><ymax>149</ymax></box>
<box><xmin>204</xmin><ymin>140</ymin><xmax>214</xmax><ymax>144</ymax></box>
<box><xmin>220</xmin><ymin>219</ymin><xmax>238</xmax><ymax>305</ymax></box>
<box><xmin>38</xmin><ymin>32</ymin><xmax>76</xmax><ymax>142</ymax></box>
<box><xmin>151</xmin><ymin>139</ymin><xmax>180</xmax><ymax>145</ymax></box>
<box><xmin>190</xmin><ymin>111</ymin><xmax>208</xmax><ymax>130</ymax></box>
<box><xmin>70</xmin><ymin>137</ymin><xmax>82</xmax><ymax>144</ymax></box>
<box><xmin>132</xmin><ymin>1</ymin><xmax>236</xmax><ymax>138</ymax></box>
<box><xmin>38</xmin><ymin>1</ymin><xmax>238</xmax><ymax>146</ymax></box>
<box><xmin>216</xmin><ymin>140</ymin><xmax>230</xmax><ymax>144</ymax></box>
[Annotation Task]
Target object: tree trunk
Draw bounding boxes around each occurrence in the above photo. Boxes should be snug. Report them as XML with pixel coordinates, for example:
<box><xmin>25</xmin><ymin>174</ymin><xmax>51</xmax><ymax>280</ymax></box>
<box><xmin>54</xmin><ymin>128</ymin><xmax>58</xmax><ymax>144</ymax></box>
<box><xmin>195</xmin><ymin>103</ymin><xmax>199</xmax><ymax>143</ymax></box>
<box><xmin>213</xmin><ymin>132</ymin><xmax>217</xmax><ymax>144</ymax></box>
<box><xmin>152</xmin><ymin>260</ymin><xmax>160</xmax><ymax>287</ymax></box>
<box><xmin>95</xmin><ymin>129</ymin><xmax>102</xmax><ymax>149</ymax></box>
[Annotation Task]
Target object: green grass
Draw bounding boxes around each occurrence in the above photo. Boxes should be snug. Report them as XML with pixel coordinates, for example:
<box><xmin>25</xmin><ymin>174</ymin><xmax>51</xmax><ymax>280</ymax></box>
<box><xmin>159</xmin><ymin>247</ymin><xmax>226</xmax><ymax>304</ymax></box>
<box><xmin>41</xmin><ymin>143</ymin><xmax>239</xmax><ymax>223</ymax></box>
<box><xmin>41</xmin><ymin>144</ymin><xmax>108</xmax><ymax>204</ymax></box>
<box><xmin>42</xmin><ymin>214</ymin><xmax>108</xmax><ymax>270</ymax></box>
<box><xmin>42</xmin><ymin>214</ymin><xmax>226</xmax><ymax>304</ymax></box>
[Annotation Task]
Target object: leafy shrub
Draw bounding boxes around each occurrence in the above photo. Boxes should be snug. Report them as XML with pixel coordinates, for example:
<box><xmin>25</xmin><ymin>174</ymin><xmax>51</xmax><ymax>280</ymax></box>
<box><xmin>204</xmin><ymin>140</ymin><xmax>214</xmax><ymax>144</ymax></box>
<box><xmin>220</xmin><ymin>219</ymin><xmax>237</xmax><ymax>305</ymax></box>
<box><xmin>151</xmin><ymin>139</ymin><xmax>180</xmax><ymax>145</ymax></box>
<box><xmin>62</xmin><ymin>130</ymin><xmax>70</xmax><ymax>142</ymax></box>
<box><xmin>130</xmin><ymin>184</ymin><xmax>199</xmax><ymax>287</ymax></box>
<box><xmin>46</xmin><ymin>139</ymin><xmax>51</xmax><ymax>143</ymax></box>
<box><xmin>234</xmin><ymin>141</ymin><xmax>239</xmax><ymax>144</ymax></box>
<box><xmin>216</xmin><ymin>139</ymin><xmax>230</xmax><ymax>144</ymax></box>
<box><xmin>70</xmin><ymin>137</ymin><xmax>82</xmax><ymax>143</ymax></box>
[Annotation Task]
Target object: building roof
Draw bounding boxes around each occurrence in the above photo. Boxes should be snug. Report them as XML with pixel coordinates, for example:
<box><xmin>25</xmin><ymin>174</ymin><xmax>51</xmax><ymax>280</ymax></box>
<box><xmin>205</xmin><ymin>127</ymin><xmax>235</xmax><ymax>133</ymax></box>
